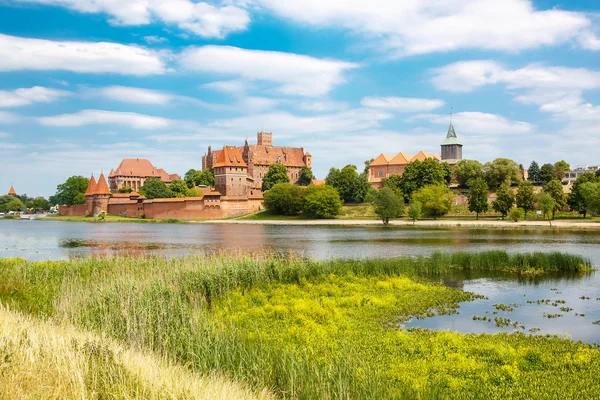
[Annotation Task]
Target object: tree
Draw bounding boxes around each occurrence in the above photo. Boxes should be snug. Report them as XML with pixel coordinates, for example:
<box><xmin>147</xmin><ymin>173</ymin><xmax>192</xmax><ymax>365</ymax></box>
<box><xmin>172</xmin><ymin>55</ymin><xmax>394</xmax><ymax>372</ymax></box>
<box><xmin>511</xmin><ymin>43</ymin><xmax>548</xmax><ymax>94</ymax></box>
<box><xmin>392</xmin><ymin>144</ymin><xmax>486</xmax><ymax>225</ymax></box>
<box><xmin>140</xmin><ymin>178</ymin><xmax>173</xmax><ymax>199</ymax></box>
<box><xmin>325</xmin><ymin>165</ymin><xmax>369</xmax><ymax>203</ymax></box>
<box><xmin>118</xmin><ymin>186</ymin><xmax>133</xmax><ymax>193</ymax></box>
<box><xmin>6</xmin><ymin>198</ymin><xmax>25</xmax><ymax>212</ymax></box>
<box><xmin>536</xmin><ymin>192</ymin><xmax>555</xmax><ymax>226</ymax></box>
<box><xmin>412</xmin><ymin>185</ymin><xmax>454</xmax><ymax>220</ymax></box>
<box><xmin>262</xmin><ymin>163</ymin><xmax>290</xmax><ymax>191</ymax></box>
<box><xmin>302</xmin><ymin>185</ymin><xmax>343</xmax><ymax>219</ymax></box>
<box><xmin>454</xmin><ymin>159</ymin><xmax>484</xmax><ymax>188</ymax></box>
<box><xmin>169</xmin><ymin>179</ymin><xmax>189</xmax><ymax>198</ymax></box>
<box><xmin>55</xmin><ymin>175</ymin><xmax>89</xmax><ymax>206</ymax></box>
<box><xmin>0</xmin><ymin>195</ymin><xmax>14</xmax><ymax>213</ymax></box>
<box><xmin>296</xmin><ymin>165</ymin><xmax>315</xmax><ymax>186</ymax></box>
<box><xmin>543</xmin><ymin>179</ymin><xmax>566</xmax><ymax>219</ymax></box>
<box><xmin>399</xmin><ymin>159</ymin><xmax>451</xmax><ymax>202</ymax></box>
<box><xmin>553</xmin><ymin>160</ymin><xmax>570</xmax><ymax>182</ymax></box>
<box><xmin>263</xmin><ymin>183</ymin><xmax>304</xmax><ymax>215</ymax></box>
<box><xmin>408</xmin><ymin>201</ymin><xmax>422</xmax><ymax>225</ymax></box>
<box><xmin>184</xmin><ymin>169</ymin><xmax>214</xmax><ymax>188</ymax></box>
<box><xmin>515</xmin><ymin>180</ymin><xmax>535</xmax><ymax>220</ymax></box>
<box><xmin>492</xmin><ymin>181</ymin><xmax>514</xmax><ymax>219</ymax></box>
<box><xmin>467</xmin><ymin>178</ymin><xmax>489</xmax><ymax>220</ymax></box>
<box><xmin>567</xmin><ymin>173</ymin><xmax>599</xmax><ymax>218</ymax></box>
<box><xmin>528</xmin><ymin>161</ymin><xmax>540</xmax><ymax>184</ymax></box>
<box><xmin>32</xmin><ymin>197</ymin><xmax>50</xmax><ymax>211</ymax></box>
<box><xmin>382</xmin><ymin>174</ymin><xmax>403</xmax><ymax>197</ymax></box>
<box><xmin>538</xmin><ymin>163</ymin><xmax>555</xmax><ymax>186</ymax></box>
<box><xmin>596</xmin><ymin>170</ymin><xmax>600</xmax><ymax>178</ymax></box>
<box><xmin>508</xmin><ymin>208</ymin><xmax>525</xmax><ymax>222</ymax></box>
<box><xmin>373</xmin><ymin>187</ymin><xmax>404</xmax><ymax>225</ymax></box>
<box><xmin>483</xmin><ymin>158</ymin><xmax>522</xmax><ymax>189</ymax></box>
<box><xmin>580</xmin><ymin>182</ymin><xmax>600</xmax><ymax>216</ymax></box>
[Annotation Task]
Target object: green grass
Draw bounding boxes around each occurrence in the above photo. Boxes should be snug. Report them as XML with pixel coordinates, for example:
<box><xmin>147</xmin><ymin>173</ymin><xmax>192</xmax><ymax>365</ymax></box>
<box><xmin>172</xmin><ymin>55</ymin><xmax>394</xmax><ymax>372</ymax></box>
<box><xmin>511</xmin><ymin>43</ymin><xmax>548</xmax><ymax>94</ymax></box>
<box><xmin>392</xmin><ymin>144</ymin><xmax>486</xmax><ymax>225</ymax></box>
<box><xmin>240</xmin><ymin>210</ymin><xmax>307</xmax><ymax>220</ymax></box>
<box><xmin>0</xmin><ymin>252</ymin><xmax>597</xmax><ymax>399</ymax></box>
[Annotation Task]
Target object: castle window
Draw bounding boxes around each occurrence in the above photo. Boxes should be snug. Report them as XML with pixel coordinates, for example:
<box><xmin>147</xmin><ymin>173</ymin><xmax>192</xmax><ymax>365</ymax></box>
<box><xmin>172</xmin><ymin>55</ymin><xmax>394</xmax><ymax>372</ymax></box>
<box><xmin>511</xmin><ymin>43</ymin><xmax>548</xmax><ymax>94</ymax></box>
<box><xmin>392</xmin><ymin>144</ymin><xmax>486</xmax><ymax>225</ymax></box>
<box><xmin>378</xmin><ymin>170</ymin><xmax>382</xmax><ymax>177</ymax></box>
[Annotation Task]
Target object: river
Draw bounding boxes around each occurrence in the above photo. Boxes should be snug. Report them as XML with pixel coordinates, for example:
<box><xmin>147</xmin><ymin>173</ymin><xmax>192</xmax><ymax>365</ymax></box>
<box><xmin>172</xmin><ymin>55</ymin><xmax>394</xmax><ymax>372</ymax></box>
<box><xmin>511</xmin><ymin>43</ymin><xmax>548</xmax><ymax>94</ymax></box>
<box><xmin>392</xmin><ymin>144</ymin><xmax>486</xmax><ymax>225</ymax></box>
<box><xmin>1</xmin><ymin>220</ymin><xmax>599</xmax><ymax>343</ymax></box>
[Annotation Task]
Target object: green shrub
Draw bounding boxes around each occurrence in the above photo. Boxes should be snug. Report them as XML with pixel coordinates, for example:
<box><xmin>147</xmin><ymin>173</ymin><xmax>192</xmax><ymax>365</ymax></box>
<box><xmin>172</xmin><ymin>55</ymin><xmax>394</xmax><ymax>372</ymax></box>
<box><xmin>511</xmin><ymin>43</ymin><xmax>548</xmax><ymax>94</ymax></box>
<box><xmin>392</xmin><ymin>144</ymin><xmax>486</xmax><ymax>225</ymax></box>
<box><xmin>263</xmin><ymin>183</ymin><xmax>304</xmax><ymax>215</ymax></box>
<box><xmin>508</xmin><ymin>207</ymin><xmax>525</xmax><ymax>222</ymax></box>
<box><xmin>302</xmin><ymin>185</ymin><xmax>343</xmax><ymax>219</ymax></box>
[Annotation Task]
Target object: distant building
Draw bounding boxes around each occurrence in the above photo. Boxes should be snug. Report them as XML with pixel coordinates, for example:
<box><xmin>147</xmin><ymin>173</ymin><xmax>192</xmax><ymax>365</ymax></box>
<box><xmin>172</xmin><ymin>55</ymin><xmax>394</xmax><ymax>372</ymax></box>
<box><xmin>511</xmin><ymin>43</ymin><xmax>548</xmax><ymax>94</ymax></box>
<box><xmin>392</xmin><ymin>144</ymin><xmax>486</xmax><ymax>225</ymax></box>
<box><xmin>203</xmin><ymin>132</ymin><xmax>311</xmax><ymax>192</ymax></box>
<box><xmin>564</xmin><ymin>165</ymin><xmax>600</xmax><ymax>184</ymax></box>
<box><xmin>367</xmin><ymin>121</ymin><xmax>463</xmax><ymax>188</ymax></box>
<box><xmin>7</xmin><ymin>185</ymin><xmax>16</xmax><ymax>196</ymax></box>
<box><xmin>108</xmin><ymin>158</ymin><xmax>180</xmax><ymax>192</ymax></box>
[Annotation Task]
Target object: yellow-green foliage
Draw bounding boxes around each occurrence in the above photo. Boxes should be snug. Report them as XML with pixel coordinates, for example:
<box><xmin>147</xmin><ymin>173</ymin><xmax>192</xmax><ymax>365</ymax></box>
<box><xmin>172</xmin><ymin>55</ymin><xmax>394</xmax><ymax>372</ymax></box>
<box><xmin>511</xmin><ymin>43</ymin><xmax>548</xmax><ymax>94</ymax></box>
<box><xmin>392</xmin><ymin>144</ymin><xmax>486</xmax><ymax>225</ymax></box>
<box><xmin>0</xmin><ymin>254</ymin><xmax>598</xmax><ymax>399</ymax></box>
<box><xmin>0</xmin><ymin>305</ymin><xmax>271</xmax><ymax>400</ymax></box>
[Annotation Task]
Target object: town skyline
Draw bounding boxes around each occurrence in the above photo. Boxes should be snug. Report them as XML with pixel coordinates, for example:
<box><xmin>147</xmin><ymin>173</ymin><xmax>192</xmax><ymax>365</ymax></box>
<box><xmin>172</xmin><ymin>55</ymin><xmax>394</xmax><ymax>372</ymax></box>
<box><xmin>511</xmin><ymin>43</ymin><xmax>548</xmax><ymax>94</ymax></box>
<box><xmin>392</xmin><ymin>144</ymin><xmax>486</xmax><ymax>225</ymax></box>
<box><xmin>1</xmin><ymin>0</ymin><xmax>599</xmax><ymax>197</ymax></box>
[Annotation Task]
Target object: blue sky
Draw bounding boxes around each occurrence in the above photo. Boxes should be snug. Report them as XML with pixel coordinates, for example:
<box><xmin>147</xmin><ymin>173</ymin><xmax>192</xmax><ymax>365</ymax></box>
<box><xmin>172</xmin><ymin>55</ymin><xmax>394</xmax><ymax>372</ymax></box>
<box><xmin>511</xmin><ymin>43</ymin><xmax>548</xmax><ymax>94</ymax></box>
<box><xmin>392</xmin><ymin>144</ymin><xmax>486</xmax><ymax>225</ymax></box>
<box><xmin>1</xmin><ymin>0</ymin><xmax>599</xmax><ymax>197</ymax></box>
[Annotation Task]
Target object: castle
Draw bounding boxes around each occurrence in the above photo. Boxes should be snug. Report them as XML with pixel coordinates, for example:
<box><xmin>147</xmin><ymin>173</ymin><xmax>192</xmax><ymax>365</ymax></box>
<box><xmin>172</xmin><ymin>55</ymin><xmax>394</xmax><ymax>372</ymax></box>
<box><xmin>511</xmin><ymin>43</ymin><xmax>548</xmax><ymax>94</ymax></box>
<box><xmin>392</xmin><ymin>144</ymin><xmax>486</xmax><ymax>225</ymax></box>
<box><xmin>203</xmin><ymin>132</ymin><xmax>311</xmax><ymax>193</ymax></box>
<box><xmin>108</xmin><ymin>158</ymin><xmax>180</xmax><ymax>192</ymax></box>
<box><xmin>368</xmin><ymin>121</ymin><xmax>463</xmax><ymax>188</ymax></box>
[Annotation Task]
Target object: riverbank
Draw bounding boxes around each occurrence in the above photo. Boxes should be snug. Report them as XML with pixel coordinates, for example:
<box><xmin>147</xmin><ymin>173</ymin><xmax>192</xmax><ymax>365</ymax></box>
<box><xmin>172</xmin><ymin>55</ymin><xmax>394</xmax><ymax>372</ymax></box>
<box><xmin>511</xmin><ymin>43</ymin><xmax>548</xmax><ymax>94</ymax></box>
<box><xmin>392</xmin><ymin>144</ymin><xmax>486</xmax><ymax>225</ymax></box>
<box><xmin>1</xmin><ymin>253</ymin><xmax>598</xmax><ymax>399</ymax></box>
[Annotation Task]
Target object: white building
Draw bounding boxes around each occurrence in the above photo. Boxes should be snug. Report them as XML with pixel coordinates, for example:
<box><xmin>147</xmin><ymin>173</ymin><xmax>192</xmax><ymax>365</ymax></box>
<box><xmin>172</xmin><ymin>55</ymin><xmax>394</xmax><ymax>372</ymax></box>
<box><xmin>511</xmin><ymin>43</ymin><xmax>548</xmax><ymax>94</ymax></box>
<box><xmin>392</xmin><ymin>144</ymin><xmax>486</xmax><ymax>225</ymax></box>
<box><xmin>564</xmin><ymin>165</ymin><xmax>600</xmax><ymax>184</ymax></box>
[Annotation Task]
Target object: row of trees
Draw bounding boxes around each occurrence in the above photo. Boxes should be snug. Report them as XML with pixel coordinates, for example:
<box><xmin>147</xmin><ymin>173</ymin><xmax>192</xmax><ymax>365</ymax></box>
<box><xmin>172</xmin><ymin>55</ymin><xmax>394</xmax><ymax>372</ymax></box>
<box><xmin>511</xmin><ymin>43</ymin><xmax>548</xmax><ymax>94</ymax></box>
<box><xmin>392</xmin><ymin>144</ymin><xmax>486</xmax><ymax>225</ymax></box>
<box><xmin>263</xmin><ymin>183</ymin><xmax>342</xmax><ymax>218</ymax></box>
<box><xmin>527</xmin><ymin>160</ymin><xmax>570</xmax><ymax>186</ymax></box>
<box><xmin>0</xmin><ymin>194</ymin><xmax>52</xmax><ymax>213</ymax></box>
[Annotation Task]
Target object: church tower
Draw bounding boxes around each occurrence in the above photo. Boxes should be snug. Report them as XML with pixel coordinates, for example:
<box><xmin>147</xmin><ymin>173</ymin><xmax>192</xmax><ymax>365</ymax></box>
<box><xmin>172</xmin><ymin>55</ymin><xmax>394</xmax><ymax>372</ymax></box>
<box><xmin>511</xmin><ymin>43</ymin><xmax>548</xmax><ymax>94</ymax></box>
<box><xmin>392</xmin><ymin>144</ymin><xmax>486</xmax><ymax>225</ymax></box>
<box><xmin>440</xmin><ymin>120</ymin><xmax>463</xmax><ymax>163</ymax></box>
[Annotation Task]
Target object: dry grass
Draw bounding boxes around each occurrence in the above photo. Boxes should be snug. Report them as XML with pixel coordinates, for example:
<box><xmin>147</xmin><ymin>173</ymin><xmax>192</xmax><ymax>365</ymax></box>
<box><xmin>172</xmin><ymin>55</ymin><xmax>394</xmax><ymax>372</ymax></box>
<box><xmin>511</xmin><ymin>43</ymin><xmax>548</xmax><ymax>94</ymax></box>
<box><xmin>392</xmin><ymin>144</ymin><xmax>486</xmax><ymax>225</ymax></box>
<box><xmin>0</xmin><ymin>305</ymin><xmax>272</xmax><ymax>400</ymax></box>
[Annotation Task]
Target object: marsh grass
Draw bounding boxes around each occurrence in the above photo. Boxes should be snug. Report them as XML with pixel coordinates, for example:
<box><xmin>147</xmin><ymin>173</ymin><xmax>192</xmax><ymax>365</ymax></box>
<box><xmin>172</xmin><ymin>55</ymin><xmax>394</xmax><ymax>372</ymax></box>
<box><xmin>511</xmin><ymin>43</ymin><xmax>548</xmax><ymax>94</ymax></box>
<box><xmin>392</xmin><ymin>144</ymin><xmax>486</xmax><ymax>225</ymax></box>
<box><xmin>0</xmin><ymin>251</ymin><xmax>597</xmax><ymax>399</ymax></box>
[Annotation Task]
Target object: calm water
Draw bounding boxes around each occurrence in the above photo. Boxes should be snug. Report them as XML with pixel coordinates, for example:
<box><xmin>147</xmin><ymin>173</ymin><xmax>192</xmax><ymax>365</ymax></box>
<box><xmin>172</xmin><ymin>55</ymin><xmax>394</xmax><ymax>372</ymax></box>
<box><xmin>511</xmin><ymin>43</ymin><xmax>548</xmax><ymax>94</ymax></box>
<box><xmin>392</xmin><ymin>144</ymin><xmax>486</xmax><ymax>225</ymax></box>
<box><xmin>1</xmin><ymin>220</ymin><xmax>599</xmax><ymax>343</ymax></box>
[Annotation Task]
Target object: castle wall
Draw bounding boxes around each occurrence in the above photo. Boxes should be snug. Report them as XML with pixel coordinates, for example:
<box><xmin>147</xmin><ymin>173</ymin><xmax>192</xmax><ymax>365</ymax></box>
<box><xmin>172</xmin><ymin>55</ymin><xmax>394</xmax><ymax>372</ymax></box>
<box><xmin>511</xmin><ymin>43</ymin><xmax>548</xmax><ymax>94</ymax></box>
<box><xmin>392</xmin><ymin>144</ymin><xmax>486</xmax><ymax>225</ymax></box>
<box><xmin>59</xmin><ymin>204</ymin><xmax>88</xmax><ymax>216</ymax></box>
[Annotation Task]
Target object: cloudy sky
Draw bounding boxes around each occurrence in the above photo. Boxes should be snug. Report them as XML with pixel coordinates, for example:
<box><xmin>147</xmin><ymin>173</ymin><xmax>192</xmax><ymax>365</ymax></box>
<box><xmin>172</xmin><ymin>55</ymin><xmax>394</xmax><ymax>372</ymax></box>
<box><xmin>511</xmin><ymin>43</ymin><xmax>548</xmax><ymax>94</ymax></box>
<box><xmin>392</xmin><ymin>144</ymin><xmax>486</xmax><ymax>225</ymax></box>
<box><xmin>1</xmin><ymin>0</ymin><xmax>599</xmax><ymax>197</ymax></box>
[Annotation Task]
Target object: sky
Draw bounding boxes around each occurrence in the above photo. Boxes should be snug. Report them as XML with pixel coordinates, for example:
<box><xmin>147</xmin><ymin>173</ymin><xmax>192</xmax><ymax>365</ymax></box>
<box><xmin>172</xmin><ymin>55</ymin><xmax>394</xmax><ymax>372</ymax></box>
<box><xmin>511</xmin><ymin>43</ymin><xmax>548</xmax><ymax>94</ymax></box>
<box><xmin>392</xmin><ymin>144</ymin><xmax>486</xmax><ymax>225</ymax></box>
<box><xmin>0</xmin><ymin>0</ymin><xmax>599</xmax><ymax>197</ymax></box>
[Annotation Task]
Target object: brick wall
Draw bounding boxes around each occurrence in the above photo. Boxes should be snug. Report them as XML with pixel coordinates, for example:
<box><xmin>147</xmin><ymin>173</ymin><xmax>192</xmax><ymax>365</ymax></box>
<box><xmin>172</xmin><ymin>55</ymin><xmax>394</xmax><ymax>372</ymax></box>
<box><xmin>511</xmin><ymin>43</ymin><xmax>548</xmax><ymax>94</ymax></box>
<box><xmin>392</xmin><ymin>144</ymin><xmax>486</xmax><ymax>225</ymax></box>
<box><xmin>59</xmin><ymin>204</ymin><xmax>88</xmax><ymax>216</ymax></box>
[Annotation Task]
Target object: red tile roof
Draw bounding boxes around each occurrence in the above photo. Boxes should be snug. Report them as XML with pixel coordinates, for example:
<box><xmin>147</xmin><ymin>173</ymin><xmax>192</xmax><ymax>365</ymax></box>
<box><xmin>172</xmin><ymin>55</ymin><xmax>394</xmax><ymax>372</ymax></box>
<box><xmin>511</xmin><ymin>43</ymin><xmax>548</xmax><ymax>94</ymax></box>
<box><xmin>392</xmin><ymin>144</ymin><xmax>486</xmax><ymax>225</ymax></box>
<box><xmin>370</xmin><ymin>154</ymin><xmax>394</xmax><ymax>166</ymax></box>
<box><xmin>410</xmin><ymin>151</ymin><xmax>441</xmax><ymax>162</ymax></box>
<box><xmin>84</xmin><ymin>175</ymin><xmax>97</xmax><ymax>196</ymax></box>
<box><xmin>110</xmin><ymin>158</ymin><xmax>178</xmax><ymax>182</ymax></box>
<box><xmin>390</xmin><ymin>152</ymin><xmax>414</xmax><ymax>165</ymax></box>
<box><xmin>96</xmin><ymin>173</ymin><xmax>111</xmax><ymax>195</ymax></box>
<box><xmin>8</xmin><ymin>185</ymin><xmax>16</xmax><ymax>196</ymax></box>
<box><xmin>214</xmin><ymin>146</ymin><xmax>247</xmax><ymax>168</ymax></box>
<box><xmin>247</xmin><ymin>145</ymin><xmax>306</xmax><ymax>167</ymax></box>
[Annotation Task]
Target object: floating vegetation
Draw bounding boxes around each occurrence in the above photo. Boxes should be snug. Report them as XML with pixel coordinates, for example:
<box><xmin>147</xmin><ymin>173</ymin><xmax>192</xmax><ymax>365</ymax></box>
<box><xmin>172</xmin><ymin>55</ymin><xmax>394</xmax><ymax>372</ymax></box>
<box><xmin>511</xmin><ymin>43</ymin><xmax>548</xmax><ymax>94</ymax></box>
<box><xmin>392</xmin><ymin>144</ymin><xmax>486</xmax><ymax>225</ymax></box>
<box><xmin>529</xmin><ymin>327</ymin><xmax>541</xmax><ymax>333</ymax></box>
<box><xmin>593</xmin><ymin>321</ymin><xmax>600</xmax><ymax>325</ymax></box>
<box><xmin>559</xmin><ymin>307</ymin><xmax>573</xmax><ymax>312</ymax></box>
<box><xmin>544</xmin><ymin>313</ymin><xmax>563</xmax><ymax>319</ymax></box>
<box><xmin>551</xmin><ymin>300</ymin><xmax>566</xmax><ymax>307</ymax></box>
<box><xmin>580</xmin><ymin>296</ymin><xmax>591</xmax><ymax>300</ymax></box>
<box><xmin>493</xmin><ymin>303</ymin><xmax>519</xmax><ymax>312</ymax></box>
<box><xmin>576</xmin><ymin>313</ymin><xmax>586</xmax><ymax>317</ymax></box>
<box><xmin>494</xmin><ymin>317</ymin><xmax>512</xmax><ymax>327</ymax></box>
<box><xmin>528</xmin><ymin>299</ymin><xmax>551</xmax><ymax>305</ymax></box>
<box><xmin>472</xmin><ymin>315</ymin><xmax>491</xmax><ymax>322</ymax></box>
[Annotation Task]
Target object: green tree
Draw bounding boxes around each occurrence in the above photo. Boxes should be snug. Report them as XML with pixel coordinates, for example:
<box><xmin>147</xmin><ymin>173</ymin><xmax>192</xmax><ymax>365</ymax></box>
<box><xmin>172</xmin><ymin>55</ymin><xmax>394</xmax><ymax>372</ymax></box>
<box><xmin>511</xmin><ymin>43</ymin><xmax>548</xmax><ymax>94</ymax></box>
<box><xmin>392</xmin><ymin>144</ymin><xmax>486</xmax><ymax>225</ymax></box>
<box><xmin>467</xmin><ymin>178</ymin><xmax>489</xmax><ymax>220</ymax></box>
<box><xmin>536</xmin><ymin>192</ymin><xmax>555</xmax><ymax>226</ymax></box>
<box><xmin>408</xmin><ymin>201</ymin><xmax>422</xmax><ymax>225</ymax></box>
<box><xmin>6</xmin><ymin>198</ymin><xmax>25</xmax><ymax>212</ymax></box>
<box><xmin>55</xmin><ymin>175</ymin><xmax>89</xmax><ymax>206</ymax></box>
<box><xmin>454</xmin><ymin>159</ymin><xmax>484</xmax><ymax>188</ymax></box>
<box><xmin>543</xmin><ymin>179</ymin><xmax>566</xmax><ymax>219</ymax></box>
<box><xmin>262</xmin><ymin>163</ymin><xmax>290</xmax><ymax>191</ymax></box>
<box><xmin>399</xmin><ymin>159</ymin><xmax>451</xmax><ymax>202</ymax></box>
<box><xmin>296</xmin><ymin>165</ymin><xmax>315</xmax><ymax>186</ymax></box>
<box><xmin>184</xmin><ymin>169</ymin><xmax>215</xmax><ymax>188</ymax></box>
<box><xmin>567</xmin><ymin>173</ymin><xmax>599</xmax><ymax>218</ymax></box>
<box><xmin>0</xmin><ymin>195</ymin><xmax>14</xmax><ymax>213</ymax></box>
<box><xmin>118</xmin><ymin>186</ymin><xmax>133</xmax><ymax>193</ymax></box>
<box><xmin>596</xmin><ymin>170</ymin><xmax>600</xmax><ymax>178</ymax></box>
<box><xmin>412</xmin><ymin>184</ymin><xmax>454</xmax><ymax>220</ymax></box>
<box><xmin>580</xmin><ymin>182</ymin><xmax>600</xmax><ymax>216</ymax></box>
<box><xmin>185</xmin><ymin>187</ymin><xmax>204</xmax><ymax>197</ymax></box>
<box><xmin>483</xmin><ymin>158</ymin><xmax>522</xmax><ymax>189</ymax></box>
<box><xmin>538</xmin><ymin>163</ymin><xmax>555</xmax><ymax>186</ymax></box>
<box><xmin>492</xmin><ymin>181</ymin><xmax>514</xmax><ymax>219</ymax></box>
<box><xmin>515</xmin><ymin>180</ymin><xmax>535</xmax><ymax>220</ymax></box>
<box><xmin>302</xmin><ymin>185</ymin><xmax>343</xmax><ymax>219</ymax></box>
<box><xmin>32</xmin><ymin>197</ymin><xmax>50</xmax><ymax>211</ymax></box>
<box><xmin>140</xmin><ymin>178</ymin><xmax>173</xmax><ymax>200</ymax></box>
<box><xmin>373</xmin><ymin>187</ymin><xmax>405</xmax><ymax>225</ymax></box>
<box><xmin>508</xmin><ymin>208</ymin><xmax>525</xmax><ymax>222</ymax></box>
<box><xmin>382</xmin><ymin>174</ymin><xmax>403</xmax><ymax>197</ymax></box>
<box><xmin>263</xmin><ymin>183</ymin><xmax>304</xmax><ymax>216</ymax></box>
<box><xmin>169</xmin><ymin>179</ymin><xmax>189</xmax><ymax>198</ymax></box>
<box><xmin>326</xmin><ymin>165</ymin><xmax>369</xmax><ymax>203</ymax></box>
<box><xmin>528</xmin><ymin>161</ymin><xmax>540</xmax><ymax>184</ymax></box>
<box><xmin>553</xmin><ymin>160</ymin><xmax>570</xmax><ymax>181</ymax></box>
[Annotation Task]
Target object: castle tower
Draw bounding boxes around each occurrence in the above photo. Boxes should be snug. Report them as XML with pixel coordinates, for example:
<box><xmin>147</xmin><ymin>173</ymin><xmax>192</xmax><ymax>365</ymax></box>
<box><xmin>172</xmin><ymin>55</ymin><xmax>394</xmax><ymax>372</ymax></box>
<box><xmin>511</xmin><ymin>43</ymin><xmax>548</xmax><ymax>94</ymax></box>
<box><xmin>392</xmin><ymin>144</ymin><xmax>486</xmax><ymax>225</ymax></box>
<box><xmin>440</xmin><ymin>121</ymin><xmax>463</xmax><ymax>163</ymax></box>
<box><xmin>213</xmin><ymin>146</ymin><xmax>248</xmax><ymax>198</ymax></box>
<box><xmin>303</xmin><ymin>151</ymin><xmax>312</xmax><ymax>168</ymax></box>
<box><xmin>93</xmin><ymin>173</ymin><xmax>112</xmax><ymax>216</ymax></box>
<box><xmin>84</xmin><ymin>175</ymin><xmax>98</xmax><ymax>215</ymax></box>
<box><xmin>257</xmin><ymin>131</ymin><xmax>272</xmax><ymax>147</ymax></box>
<box><xmin>8</xmin><ymin>185</ymin><xmax>16</xmax><ymax>196</ymax></box>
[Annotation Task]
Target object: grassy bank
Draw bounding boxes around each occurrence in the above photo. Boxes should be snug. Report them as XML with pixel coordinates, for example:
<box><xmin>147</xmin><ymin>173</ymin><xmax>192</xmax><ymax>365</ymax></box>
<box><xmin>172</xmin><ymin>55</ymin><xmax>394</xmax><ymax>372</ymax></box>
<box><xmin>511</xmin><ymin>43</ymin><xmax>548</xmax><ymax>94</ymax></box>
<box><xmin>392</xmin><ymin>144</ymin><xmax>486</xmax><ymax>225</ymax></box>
<box><xmin>0</xmin><ymin>252</ymin><xmax>598</xmax><ymax>399</ymax></box>
<box><xmin>43</xmin><ymin>214</ymin><xmax>185</xmax><ymax>224</ymax></box>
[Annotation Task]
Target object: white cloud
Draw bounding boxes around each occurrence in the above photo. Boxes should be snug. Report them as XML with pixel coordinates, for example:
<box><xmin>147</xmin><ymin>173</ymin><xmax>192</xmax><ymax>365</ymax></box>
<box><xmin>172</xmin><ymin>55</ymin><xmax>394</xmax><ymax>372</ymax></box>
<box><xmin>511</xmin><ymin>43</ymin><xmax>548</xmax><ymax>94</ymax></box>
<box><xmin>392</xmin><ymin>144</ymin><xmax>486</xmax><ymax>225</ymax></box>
<box><xmin>297</xmin><ymin>100</ymin><xmax>350</xmax><ymax>112</ymax></box>
<box><xmin>38</xmin><ymin>110</ymin><xmax>174</xmax><ymax>129</ymax></box>
<box><xmin>0</xmin><ymin>131</ymin><xmax>10</xmax><ymax>138</ymax></box>
<box><xmin>579</xmin><ymin>32</ymin><xmax>600</xmax><ymax>50</ymax></box>
<box><xmin>201</xmin><ymin>80</ymin><xmax>249</xmax><ymax>94</ymax></box>
<box><xmin>246</xmin><ymin>0</ymin><xmax>592</xmax><ymax>56</ymax></box>
<box><xmin>143</xmin><ymin>35</ymin><xmax>168</xmax><ymax>44</ymax></box>
<box><xmin>180</xmin><ymin>46</ymin><xmax>358</xmax><ymax>97</ymax></box>
<box><xmin>0</xmin><ymin>86</ymin><xmax>71</xmax><ymax>108</ymax></box>
<box><xmin>96</xmin><ymin>86</ymin><xmax>173</xmax><ymax>105</ymax></box>
<box><xmin>0</xmin><ymin>34</ymin><xmax>166</xmax><ymax>75</ymax></box>
<box><xmin>361</xmin><ymin>96</ymin><xmax>445</xmax><ymax>112</ymax></box>
<box><xmin>408</xmin><ymin>112</ymin><xmax>533</xmax><ymax>135</ymax></box>
<box><xmin>0</xmin><ymin>111</ymin><xmax>20</xmax><ymax>124</ymax></box>
<box><xmin>15</xmin><ymin>0</ymin><xmax>249</xmax><ymax>39</ymax></box>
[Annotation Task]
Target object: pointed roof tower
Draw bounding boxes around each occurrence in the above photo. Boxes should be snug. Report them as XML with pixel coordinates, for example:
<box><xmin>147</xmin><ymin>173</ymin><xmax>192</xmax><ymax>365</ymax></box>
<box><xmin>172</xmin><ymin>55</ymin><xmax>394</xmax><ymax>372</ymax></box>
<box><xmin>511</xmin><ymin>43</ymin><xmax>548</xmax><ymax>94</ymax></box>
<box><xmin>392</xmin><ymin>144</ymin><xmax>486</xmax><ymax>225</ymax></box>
<box><xmin>441</xmin><ymin>121</ymin><xmax>462</xmax><ymax>146</ymax></box>
<box><xmin>8</xmin><ymin>185</ymin><xmax>16</xmax><ymax>196</ymax></box>
<box><xmin>84</xmin><ymin>175</ymin><xmax>98</xmax><ymax>196</ymax></box>
<box><xmin>96</xmin><ymin>173</ymin><xmax>111</xmax><ymax>195</ymax></box>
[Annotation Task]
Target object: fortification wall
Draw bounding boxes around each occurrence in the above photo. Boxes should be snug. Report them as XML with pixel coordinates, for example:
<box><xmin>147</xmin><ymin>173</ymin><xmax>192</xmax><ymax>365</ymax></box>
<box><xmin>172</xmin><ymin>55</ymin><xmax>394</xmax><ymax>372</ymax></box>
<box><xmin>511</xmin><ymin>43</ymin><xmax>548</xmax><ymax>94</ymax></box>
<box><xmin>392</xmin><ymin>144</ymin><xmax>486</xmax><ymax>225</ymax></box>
<box><xmin>59</xmin><ymin>204</ymin><xmax>87</xmax><ymax>216</ymax></box>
